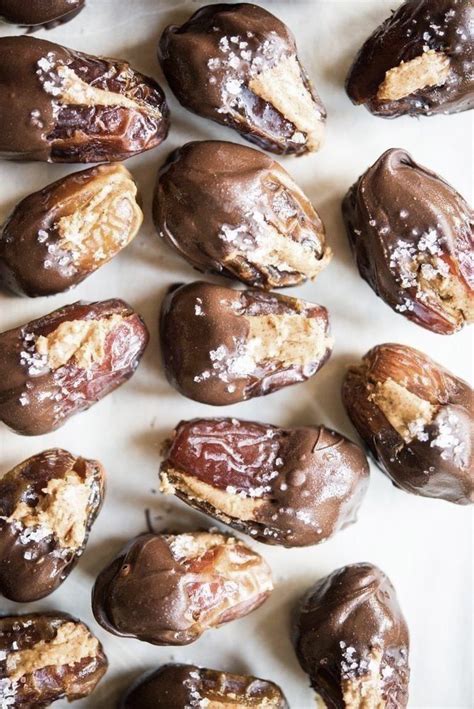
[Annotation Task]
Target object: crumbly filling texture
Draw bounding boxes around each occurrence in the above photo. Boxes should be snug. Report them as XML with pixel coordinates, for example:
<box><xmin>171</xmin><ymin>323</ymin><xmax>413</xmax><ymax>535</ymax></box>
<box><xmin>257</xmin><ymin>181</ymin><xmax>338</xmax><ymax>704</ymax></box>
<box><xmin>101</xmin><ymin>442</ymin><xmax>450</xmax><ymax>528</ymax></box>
<box><xmin>371</xmin><ymin>378</ymin><xmax>436</xmax><ymax>443</ymax></box>
<box><xmin>376</xmin><ymin>50</ymin><xmax>450</xmax><ymax>101</ymax></box>
<box><xmin>6</xmin><ymin>622</ymin><xmax>99</xmax><ymax>682</ymax></box>
<box><xmin>167</xmin><ymin>531</ymin><xmax>233</xmax><ymax>563</ymax></box>
<box><xmin>340</xmin><ymin>648</ymin><xmax>389</xmax><ymax>709</ymax></box>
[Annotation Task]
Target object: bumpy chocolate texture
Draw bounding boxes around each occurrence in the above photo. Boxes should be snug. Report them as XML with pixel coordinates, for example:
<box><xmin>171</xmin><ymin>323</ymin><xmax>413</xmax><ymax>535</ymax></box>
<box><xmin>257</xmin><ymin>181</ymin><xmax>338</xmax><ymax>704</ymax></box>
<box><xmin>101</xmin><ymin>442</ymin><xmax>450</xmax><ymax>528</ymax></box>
<box><xmin>153</xmin><ymin>141</ymin><xmax>331</xmax><ymax>289</ymax></box>
<box><xmin>160</xmin><ymin>281</ymin><xmax>333</xmax><ymax>405</ymax></box>
<box><xmin>342</xmin><ymin>148</ymin><xmax>474</xmax><ymax>334</ymax></box>
<box><xmin>346</xmin><ymin>0</ymin><xmax>474</xmax><ymax>117</ymax></box>
<box><xmin>0</xmin><ymin>164</ymin><xmax>143</xmax><ymax>297</ymax></box>
<box><xmin>120</xmin><ymin>663</ymin><xmax>289</xmax><ymax>709</ymax></box>
<box><xmin>92</xmin><ymin>531</ymin><xmax>273</xmax><ymax>645</ymax></box>
<box><xmin>0</xmin><ymin>449</ymin><xmax>105</xmax><ymax>602</ymax></box>
<box><xmin>0</xmin><ymin>299</ymin><xmax>149</xmax><ymax>435</ymax></box>
<box><xmin>160</xmin><ymin>418</ymin><xmax>369</xmax><ymax>547</ymax></box>
<box><xmin>0</xmin><ymin>612</ymin><xmax>107</xmax><ymax>707</ymax></box>
<box><xmin>0</xmin><ymin>36</ymin><xmax>169</xmax><ymax>162</ymax></box>
<box><xmin>0</xmin><ymin>0</ymin><xmax>85</xmax><ymax>27</ymax></box>
<box><xmin>159</xmin><ymin>3</ymin><xmax>326</xmax><ymax>155</ymax></box>
<box><xmin>342</xmin><ymin>343</ymin><xmax>474</xmax><ymax>505</ymax></box>
<box><xmin>293</xmin><ymin>563</ymin><xmax>410</xmax><ymax>709</ymax></box>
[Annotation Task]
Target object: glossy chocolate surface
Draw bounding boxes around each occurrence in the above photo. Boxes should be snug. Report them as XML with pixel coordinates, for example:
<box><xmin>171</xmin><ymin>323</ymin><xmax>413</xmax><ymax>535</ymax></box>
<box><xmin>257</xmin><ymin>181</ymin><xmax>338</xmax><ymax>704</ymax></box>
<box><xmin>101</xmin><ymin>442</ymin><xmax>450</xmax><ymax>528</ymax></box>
<box><xmin>0</xmin><ymin>0</ymin><xmax>84</xmax><ymax>27</ymax></box>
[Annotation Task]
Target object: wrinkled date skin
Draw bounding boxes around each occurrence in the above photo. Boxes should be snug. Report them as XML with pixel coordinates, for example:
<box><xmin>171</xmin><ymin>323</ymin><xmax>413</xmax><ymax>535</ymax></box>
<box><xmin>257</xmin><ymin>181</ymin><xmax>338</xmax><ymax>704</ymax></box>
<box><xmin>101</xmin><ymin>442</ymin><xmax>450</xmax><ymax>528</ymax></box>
<box><xmin>342</xmin><ymin>343</ymin><xmax>474</xmax><ymax>505</ymax></box>
<box><xmin>0</xmin><ymin>612</ymin><xmax>107</xmax><ymax>707</ymax></box>
<box><xmin>0</xmin><ymin>164</ymin><xmax>143</xmax><ymax>297</ymax></box>
<box><xmin>0</xmin><ymin>448</ymin><xmax>105</xmax><ymax>602</ymax></box>
<box><xmin>92</xmin><ymin>531</ymin><xmax>273</xmax><ymax>646</ymax></box>
<box><xmin>153</xmin><ymin>141</ymin><xmax>332</xmax><ymax>289</ymax></box>
<box><xmin>346</xmin><ymin>0</ymin><xmax>474</xmax><ymax>117</ymax></box>
<box><xmin>342</xmin><ymin>148</ymin><xmax>474</xmax><ymax>334</ymax></box>
<box><xmin>0</xmin><ymin>0</ymin><xmax>85</xmax><ymax>28</ymax></box>
<box><xmin>293</xmin><ymin>563</ymin><xmax>410</xmax><ymax>709</ymax></box>
<box><xmin>0</xmin><ymin>35</ymin><xmax>169</xmax><ymax>162</ymax></box>
<box><xmin>160</xmin><ymin>281</ymin><xmax>333</xmax><ymax>406</ymax></box>
<box><xmin>159</xmin><ymin>3</ymin><xmax>326</xmax><ymax>155</ymax></box>
<box><xmin>120</xmin><ymin>663</ymin><xmax>289</xmax><ymax>709</ymax></box>
<box><xmin>160</xmin><ymin>418</ymin><xmax>369</xmax><ymax>547</ymax></box>
<box><xmin>0</xmin><ymin>299</ymin><xmax>149</xmax><ymax>436</ymax></box>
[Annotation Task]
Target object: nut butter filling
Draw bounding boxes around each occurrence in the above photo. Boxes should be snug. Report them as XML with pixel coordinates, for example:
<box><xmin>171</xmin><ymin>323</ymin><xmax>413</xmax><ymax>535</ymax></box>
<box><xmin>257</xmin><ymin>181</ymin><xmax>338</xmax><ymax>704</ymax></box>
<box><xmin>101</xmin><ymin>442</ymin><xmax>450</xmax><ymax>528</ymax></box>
<box><xmin>376</xmin><ymin>50</ymin><xmax>450</xmax><ymax>102</ymax></box>
<box><xmin>6</xmin><ymin>622</ymin><xmax>99</xmax><ymax>681</ymax></box>
<box><xmin>370</xmin><ymin>378</ymin><xmax>436</xmax><ymax>443</ymax></box>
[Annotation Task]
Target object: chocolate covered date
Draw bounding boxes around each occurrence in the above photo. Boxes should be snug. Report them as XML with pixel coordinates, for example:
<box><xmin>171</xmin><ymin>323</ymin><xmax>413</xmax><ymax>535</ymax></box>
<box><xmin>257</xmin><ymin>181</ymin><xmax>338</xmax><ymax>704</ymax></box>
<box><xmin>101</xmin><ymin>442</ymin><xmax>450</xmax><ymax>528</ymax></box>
<box><xmin>346</xmin><ymin>0</ymin><xmax>474</xmax><ymax>117</ymax></box>
<box><xmin>342</xmin><ymin>148</ymin><xmax>473</xmax><ymax>334</ymax></box>
<box><xmin>0</xmin><ymin>36</ymin><xmax>169</xmax><ymax>162</ymax></box>
<box><xmin>160</xmin><ymin>418</ymin><xmax>369</xmax><ymax>547</ymax></box>
<box><xmin>0</xmin><ymin>612</ymin><xmax>107</xmax><ymax>707</ymax></box>
<box><xmin>159</xmin><ymin>3</ymin><xmax>326</xmax><ymax>155</ymax></box>
<box><xmin>120</xmin><ymin>663</ymin><xmax>289</xmax><ymax>709</ymax></box>
<box><xmin>342</xmin><ymin>343</ymin><xmax>473</xmax><ymax>505</ymax></box>
<box><xmin>0</xmin><ymin>0</ymin><xmax>85</xmax><ymax>27</ymax></box>
<box><xmin>153</xmin><ymin>141</ymin><xmax>331</xmax><ymax>289</ymax></box>
<box><xmin>92</xmin><ymin>531</ymin><xmax>273</xmax><ymax>645</ymax></box>
<box><xmin>0</xmin><ymin>299</ymin><xmax>149</xmax><ymax>435</ymax></box>
<box><xmin>160</xmin><ymin>281</ymin><xmax>332</xmax><ymax>405</ymax></box>
<box><xmin>293</xmin><ymin>563</ymin><xmax>410</xmax><ymax>709</ymax></box>
<box><xmin>0</xmin><ymin>449</ymin><xmax>105</xmax><ymax>602</ymax></box>
<box><xmin>0</xmin><ymin>164</ymin><xmax>143</xmax><ymax>296</ymax></box>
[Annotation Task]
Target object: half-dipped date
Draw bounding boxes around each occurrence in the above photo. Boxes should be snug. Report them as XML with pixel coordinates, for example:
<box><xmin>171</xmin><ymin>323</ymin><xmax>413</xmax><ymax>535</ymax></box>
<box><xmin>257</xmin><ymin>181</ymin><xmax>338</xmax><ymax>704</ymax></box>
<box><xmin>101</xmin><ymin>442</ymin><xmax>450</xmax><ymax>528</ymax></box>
<box><xmin>160</xmin><ymin>281</ymin><xmax>332</xmax><ymax>405</ymax></box>
<box><xmin>0</xmin><ymin>299</ymin><xmax>149</xmax><ymax>435</ymax></box>
<box><xmin>346</xmin><ymin>0</ymin><xmax>474</xmax><ymax>117</ymax></box>
<box><xmin>0</xmin><ymin>0</ymin><xmax>85</xmax><ymax>27</ymax></box>
<box><xmin>160</xmin><ymin>418</ymin><xmax>369</xmax><ymax>547</ymax></box>
<box><xmin>0</xmin><ymin>36</ymin><xmax>169</xmax><ymax>162</ymax></box>
<box><xmin>0</xmin><ymin>164</ymin><xmax>143</xmax><ymax>297</ymax></box>
<box><xmin>92</xmin><ymin>531</ymin><xmax>273</xmax><ymax>646</ymax></box>
<box><xmin>0</xmin><ymin>612</ymin><xmax>107</xmax><ymax>706</ymax></box>
<box><xmin>293</xmin><ymin>563</ymin><xmax>410</xmax><ymax>709</ymax></box>
<box><xmin>153</xmin><ymin>141</ymin><xmax>331</xmax><ymax>289</ymax></box>
<box><xmin>159</xmin><ymin>3</ymin><xmax>326</xmax><ymax>155</ymax></box>
<box><xmin>342</xmin><ymin>148</ymin><xmax>473</xmax><ymax>334</ymax></box>
<box><xmin>342</xmin><ymin>343</ymin><xmax>473</xmax><ymax>505</ymax></box>
<box><xmin>120</xmin><ymin>663</ymin><xmax>289</xmax><ymax>709</ymax></box>
<box><xmin>0</xmin><ymin>448</ymin><xmax>105</xmax><ymax>602</ymax></box>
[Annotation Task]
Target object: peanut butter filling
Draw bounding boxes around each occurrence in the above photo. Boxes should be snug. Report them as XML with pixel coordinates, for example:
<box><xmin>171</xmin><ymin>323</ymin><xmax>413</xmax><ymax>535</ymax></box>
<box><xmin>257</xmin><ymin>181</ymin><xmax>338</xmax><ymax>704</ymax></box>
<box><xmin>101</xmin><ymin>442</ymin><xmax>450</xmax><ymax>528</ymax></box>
<box><xmin>341</xmin><ymin>649</ymin><xmax>387</xmax><ymax>709</ymax></box>
<box><xmin>8</xmin><ymin>471</ymin><xmax>92</xmax><ymax>549</ymax></box>
<box><xmin>419</xmin><ymin>271</ymin><xmax>474</xmax><ymax>325</ymax></box>
<box><xmin>371</xmin><ymin>378</ymin><xmax>436</xmax><ymax>443</ymax></box>
<box><xmin>35</xmin><ymin>314</ymin><xmax>123</xmax><ymax>370</ymax></box>
<box><xmin>6</xmin><ymin>622</ymin><xmax>99</xmax><ymax>681</ymax></box>
<box><xmin>249</xmin><ymin>55</ymin><xmax>325</xmax><ymax>151</ymax></box>
<box><xmin>377</xmin><ymin>50</ymin><xmax>450</xmax><ymax>101</ymax></box>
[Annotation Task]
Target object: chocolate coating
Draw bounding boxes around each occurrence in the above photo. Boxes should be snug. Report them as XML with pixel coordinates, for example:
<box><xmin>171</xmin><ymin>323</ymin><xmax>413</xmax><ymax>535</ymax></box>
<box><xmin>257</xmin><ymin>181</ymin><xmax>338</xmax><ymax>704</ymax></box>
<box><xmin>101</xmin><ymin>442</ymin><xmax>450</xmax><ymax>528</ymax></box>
<box><xmin>92</xmin><ymin>532</ymin><xmax>273</xmax><ymax>646</ymax></box>
<box><xmin>0</xmin><ymin>0</ymin><xmax>84</xmax><ymax>27</ymax></box>
<box><xmin>120</xmin><ymin>664</ymin><xmax>289</xmax><ymax>709</ymax></box>
<box><xmin>294</xmin><ymin>563</ymin><xmax>410</xmax><ymax>709</ymax></box>
<box><xmin>0</xmin><ymin>36</ymin><xmax>169</xmax><ymax>162</ymax></box>
<box><xmin>346</xmin><ymin>0</ymin><xmax>474</xmax><ymax>117</ymax></box>
<box><xmin>342</xmin><ymin>148</ymin><xmax>474</xmax><ymax>334</ymax></box>
<box><xmin>159</xmin><ymin>3</ymin><xmax>326</xmax><ymax>155</ymax></box>
<box><xmin>161</xmin><ymin>418</ymin><xmax>369</xmax><ymax>547</ymax></box>
<box><xmin>153</xmin><ymin>141</ymin><xmax>331</xmax><ymax>289</ymax></box>
<box><xmin>0</xmin><ymin>449</ymin><xmax>104</xmax><ymax>602</ymax></box>
<box><xmin>342</xmin><ymin>343</ymin><xmax>474</xmax><ymax>505</ymax></box>
<box><xmin>160</xmin><ymin>281</ymin><xmax>332</xmax><ymax>405</ymax></box>
<box><xmin>0</xmin><ymin>299</ymin><xmax>149</xmax><ymax>436</ymax></box>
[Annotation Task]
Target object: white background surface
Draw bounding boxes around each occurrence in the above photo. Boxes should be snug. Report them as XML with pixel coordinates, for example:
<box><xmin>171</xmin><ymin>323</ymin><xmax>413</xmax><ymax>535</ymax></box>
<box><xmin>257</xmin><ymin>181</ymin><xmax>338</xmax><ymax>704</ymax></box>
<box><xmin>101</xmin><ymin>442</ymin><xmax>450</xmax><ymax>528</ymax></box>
<box><xmin>0</xmin><ymin>1</ymin><xmax>472</xmax><ymax>707</ymax></box>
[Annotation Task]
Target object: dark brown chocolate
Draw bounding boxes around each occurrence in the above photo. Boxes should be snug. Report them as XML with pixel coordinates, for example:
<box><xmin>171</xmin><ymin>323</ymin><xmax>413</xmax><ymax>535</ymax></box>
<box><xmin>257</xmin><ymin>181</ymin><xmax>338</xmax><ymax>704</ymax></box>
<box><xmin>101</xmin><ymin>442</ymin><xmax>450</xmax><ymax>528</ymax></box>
<box><xmin>0</xmin><ymin>36</ymin><xmax>169</xmax><ymax>162</ymax></box>
<box><xmin>0</xmin><ymin>0</ymin><xmax>84</xmax><ymax>27</ymax></box>
<box><xmin>160</xmin><ymin>281</ymin><xmax>333</xmax><ymax>405</ymax></box>
<box><xmin>293</xmin><ymin>563</ymin><xmax>410</xmax><ymax>709</ymax></box>
<box><xmin>0</xmin><ymin>164</ymin><xmax>143</xmax><ymax>297</ymax></box>
<box><xmin>342</xmin><ymin>148</ymin><xmax>474</xmax><ymax>334</ymax></box>
<box><xmin>153</xmin><ymin>140</ymin><xmax>331</xmax><ymax>289</ymax></box>
<box><xmin>342</xmin><ymin>343</ymin><xmax>474</xmax><ymax>505</ymax></box>
<box><xmin>0</xmin><ymin>612</ymin><xmax>107</xmax><ymax>707</ymax></box>
<box><xmin>92</xmin><ymin>531</ymin><xmax>273</xmax><ymax>646</ymax></box>
<box><xmin>0</xmin><ymin>449</ymin><xmax>105</xmax><ymax>602</ymax></box>
<box><xmin>120</xmin><ymin>663</ymin><xmax>289</xmax><ymax>709</ymax></box>
<box><xmin>159</xmin><ymin>3</ymin><xmax>326</xmax><ymax>155</ymax></box>
<box><xmin>160</xmin><ymin>418</ymin><xmax>369</xmax><ymax>547</ymax></box>
<box><xmin>346</xmin><ymin>0</ymin><xmax>474</xmax><ymax>117</ymax></box>
<box><xmin>0</xmin><ymin>299</ymin><xmax>149</xmax><ymax>436</ymax></box>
